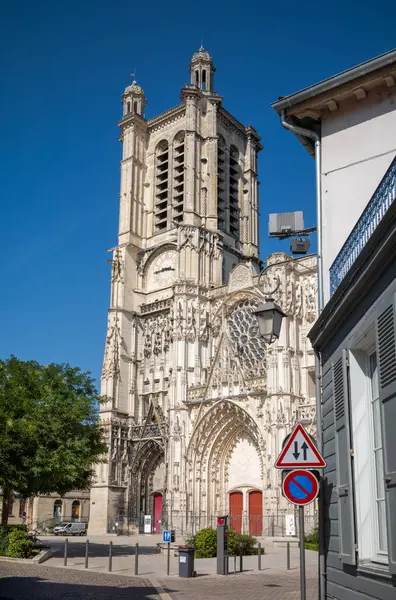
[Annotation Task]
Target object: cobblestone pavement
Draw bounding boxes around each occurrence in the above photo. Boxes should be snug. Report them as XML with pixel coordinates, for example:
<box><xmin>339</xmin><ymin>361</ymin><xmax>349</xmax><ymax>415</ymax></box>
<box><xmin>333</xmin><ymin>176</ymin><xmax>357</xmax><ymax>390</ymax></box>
<box><xmin>0</xmin><ymin>562</ymin><xmax>161</xmax><ymax>600</ymax></box>
<box><xmin>0</xmin><ymin>560</ymin><xmax>317</xmax><ymax>600</ymax></box>
<box><xmin>160</xmin><ymin>564</ymin><xmax>318</xmax><ymax>600</ymax></box>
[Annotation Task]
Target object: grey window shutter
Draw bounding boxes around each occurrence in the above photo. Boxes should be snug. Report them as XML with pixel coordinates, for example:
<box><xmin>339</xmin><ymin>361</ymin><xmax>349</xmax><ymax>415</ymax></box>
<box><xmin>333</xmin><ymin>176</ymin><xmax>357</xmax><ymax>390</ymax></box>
<box><xmin>333</xmin><ymin>349</ymin><xmax>356</xmax><ymax>565</ymax></box>
<box><xmin>376</xmin><ymin>300</ymin><xmax>396</xmax><ymax>574</ymax></box>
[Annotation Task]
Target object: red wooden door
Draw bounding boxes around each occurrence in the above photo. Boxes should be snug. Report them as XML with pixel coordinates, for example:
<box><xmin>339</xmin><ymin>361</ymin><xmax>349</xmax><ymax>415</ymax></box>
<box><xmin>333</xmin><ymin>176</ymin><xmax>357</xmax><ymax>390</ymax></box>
<box><xmin>153</xmin><ymin>494</ymin><xmax>162</xmax><ymax>533</ymax></box>
<box><xmin>229</xmin><ymin>492</ymin><xmax>243</xmax><ymax>533</ymax></box>
<box><xmin>249</xmin><ymin>491</ymin><xmax>262</xmax><ymax>536</ymax></box>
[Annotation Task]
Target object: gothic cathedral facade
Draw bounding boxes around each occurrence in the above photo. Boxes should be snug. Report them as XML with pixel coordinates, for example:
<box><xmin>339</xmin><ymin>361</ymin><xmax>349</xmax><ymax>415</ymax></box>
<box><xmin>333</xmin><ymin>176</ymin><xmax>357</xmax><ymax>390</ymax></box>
<box><xmin>89</xmin><ymin>49</ymin><xmax>318</xmax><ymax>535</ymax></box>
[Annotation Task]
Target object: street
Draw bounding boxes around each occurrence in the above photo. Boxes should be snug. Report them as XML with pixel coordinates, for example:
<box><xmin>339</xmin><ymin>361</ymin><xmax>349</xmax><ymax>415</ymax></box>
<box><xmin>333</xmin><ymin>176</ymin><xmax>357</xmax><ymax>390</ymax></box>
<box><xmin>0</xmin><ymin>549</ymin><xmax>318</xmax><ymax>600</ymax></box>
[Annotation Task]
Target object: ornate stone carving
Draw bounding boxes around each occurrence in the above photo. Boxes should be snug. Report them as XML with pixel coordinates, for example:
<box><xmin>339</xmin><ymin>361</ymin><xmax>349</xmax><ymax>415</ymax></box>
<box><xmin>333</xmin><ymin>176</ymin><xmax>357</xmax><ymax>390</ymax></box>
<box><xmin>102</xmin><ymin>314</ymin><xmax>125</xmax><ymax>380</ymax></box>
<box><xmin>203</xmin><ymin>334</ymin><xmax>247</xmax><ymax>400</ymax></box>
<box><xmin>303</xmin><ymin>278</ymin><xmax>317</xmax><ymax>323</ymax></box>
<box><xmin>140</xmin><ymin>298</ymin><xmax>172</xmax><ymax>315</ymax></box>
<box><xmin>142</xmin><ymin>312</ymin><xmax>173</xmax><ymax>358</ymax></box>
<box><xmin>179</xmin><ymin>226</ymin><xmax>198</xmax><ymax>252</ymax></box>
<box><xmin>107</xmin><ymin>248</ymin><xmax>124</xmax><ymax>283</ymax></box>
<box><xmin>137</xmin><ymin>248</ymin><xmax>154</xmax><ymax>275</ymax></box>
<box><xmin>198</xmin><ymin>306</ymin><xmax>209</xmax><ymax>341</ymax></box>
<box><xmin>185</xmin><ymin>301</ymin><xmax>196</xmax><ymax>341</ymax></box>
<box><xmin>172</xmin><ymin>416</ymin><xmax>182</xmax><ymax>442</ymax></box>
<box><xmin>228</xmin><ymin>264</ymin><xmax>254</xmax><ymax>293</ymax></box>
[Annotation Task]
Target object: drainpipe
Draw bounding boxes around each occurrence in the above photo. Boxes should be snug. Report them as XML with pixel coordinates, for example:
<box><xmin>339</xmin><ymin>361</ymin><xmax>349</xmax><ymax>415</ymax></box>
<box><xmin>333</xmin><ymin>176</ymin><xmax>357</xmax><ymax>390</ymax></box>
<box><xmin>280</xmin><ymin>110</ymin><xmax>325</xmax><ymax>600</ymax></box>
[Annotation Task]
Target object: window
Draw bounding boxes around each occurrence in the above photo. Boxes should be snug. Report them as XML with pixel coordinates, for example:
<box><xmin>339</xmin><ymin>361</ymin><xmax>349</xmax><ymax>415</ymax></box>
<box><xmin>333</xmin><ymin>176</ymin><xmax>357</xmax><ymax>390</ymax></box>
<box><xmin>349</xmin><ymin>338</ymin><xmax>388</xmax><ymax>564</ymax></box>
<box><xmin>202</xmin><ymin>69</ymin><xmax>206</xmax><ymax>90</ymax></box>
<box><xmin>19</xmin><ymin>499</ymin><xmax>26</xmax><ymax>518</ymax></box>
<box><xmin>72</xmin><ymin>500</ymin><xmax>80</xmax><ymax>520</ymax></box>
<box><xmin>134</xmin><ymin>101</ymin><xmax>138</xmax><ymax>114</ymax></box>
<box><xmin>53</xmin><ymin>499</ymin><xmax>62</xmax><ymax>520</ymax></box>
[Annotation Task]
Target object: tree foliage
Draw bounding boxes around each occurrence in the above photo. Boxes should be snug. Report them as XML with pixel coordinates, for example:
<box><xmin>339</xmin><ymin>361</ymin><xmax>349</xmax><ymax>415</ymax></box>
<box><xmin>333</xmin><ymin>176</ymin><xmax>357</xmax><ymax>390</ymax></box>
<box><xmin>0</xmin><ymin>356</ymin><xmax>107</xmax><ymax>524</ymax></box>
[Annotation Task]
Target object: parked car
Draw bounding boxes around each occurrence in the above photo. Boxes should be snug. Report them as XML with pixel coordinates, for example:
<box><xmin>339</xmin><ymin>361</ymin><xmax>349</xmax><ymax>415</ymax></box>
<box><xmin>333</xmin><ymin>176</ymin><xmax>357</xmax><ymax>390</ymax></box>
<box><xmin>53</xmin><ymin>522</ymin><xmax>86</xmax><ymax>536</ymax></box>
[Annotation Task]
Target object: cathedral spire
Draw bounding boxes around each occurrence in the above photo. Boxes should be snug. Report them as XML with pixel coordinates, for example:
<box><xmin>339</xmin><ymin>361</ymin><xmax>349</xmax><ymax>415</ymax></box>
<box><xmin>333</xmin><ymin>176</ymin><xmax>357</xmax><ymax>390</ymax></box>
<box><xmin>122</xmin><ymin>77</ymin><xmax>147</xmax><ymax>118</ymax></box>
<box><xmin>189</xmin><ymin>46</ymin><xmax>215</xmax><ymax>92</ymax></box>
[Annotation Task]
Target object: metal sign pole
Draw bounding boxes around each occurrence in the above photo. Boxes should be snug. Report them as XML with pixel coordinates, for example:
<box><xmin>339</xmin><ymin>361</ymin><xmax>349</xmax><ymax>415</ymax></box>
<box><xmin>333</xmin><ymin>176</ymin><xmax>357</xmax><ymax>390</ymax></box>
<box><xmin>299</xmin><ymin>506</ymin><xmax>306</xmax><ymax>600</ymax></box>
<box><xmin>276</xmin><ymin>433</ymin><xmax>324</xmax><ymax>600</ymax></box>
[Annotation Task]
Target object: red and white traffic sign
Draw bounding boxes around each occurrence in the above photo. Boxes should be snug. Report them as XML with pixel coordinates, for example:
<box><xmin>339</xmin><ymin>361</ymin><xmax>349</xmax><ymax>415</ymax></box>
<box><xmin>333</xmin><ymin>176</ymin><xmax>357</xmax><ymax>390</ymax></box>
<box><xmin>282</xmin><ymin>469</ymin><xmax>319</xmax><ymax>506</ymax></box>
<box><xmin>275</xmin><ymin>423</ymin><xmax>326</xmax><ymax>469</ymax></box>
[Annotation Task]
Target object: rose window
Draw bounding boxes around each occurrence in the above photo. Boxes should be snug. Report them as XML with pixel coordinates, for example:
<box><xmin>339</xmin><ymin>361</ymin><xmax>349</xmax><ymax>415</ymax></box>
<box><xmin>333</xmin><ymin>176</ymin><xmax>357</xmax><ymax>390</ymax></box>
<box><xmin>227</xmin><ymin>299</ymin><xmax>267</xmax><ymax>377</ymax></box>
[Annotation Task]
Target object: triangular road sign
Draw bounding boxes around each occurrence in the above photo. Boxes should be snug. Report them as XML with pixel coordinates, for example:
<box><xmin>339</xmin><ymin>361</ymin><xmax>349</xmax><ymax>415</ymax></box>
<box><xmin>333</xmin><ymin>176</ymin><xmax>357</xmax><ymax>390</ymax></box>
<box><xmin>275</xmin><ymin>423</ymin><xmax>326</xmax><ymax>469</ymax></box>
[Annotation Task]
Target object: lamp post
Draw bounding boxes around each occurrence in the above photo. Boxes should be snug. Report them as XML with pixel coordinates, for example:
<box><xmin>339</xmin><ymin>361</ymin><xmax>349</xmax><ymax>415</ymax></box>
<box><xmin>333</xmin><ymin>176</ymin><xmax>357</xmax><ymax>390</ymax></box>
<box><xmin>253</xmin><ymin>297</ymin><xmax>286</xmax><ymax>344</ymax></box>
<box><xmin>255</xmin><ymin>255</ymin><xmax>314</xmax><ymax>343</ymax></box>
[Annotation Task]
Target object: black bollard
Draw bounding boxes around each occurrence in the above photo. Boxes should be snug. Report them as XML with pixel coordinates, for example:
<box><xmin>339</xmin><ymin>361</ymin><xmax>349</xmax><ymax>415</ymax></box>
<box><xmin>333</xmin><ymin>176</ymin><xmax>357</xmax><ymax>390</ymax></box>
<box><xmin>108</xmin><ymin>541</ymin><xmax>113</xmax><ymax>572</ymax></box>
<box><xmin>234</xmin><ymin>554</ymin><xmax>236</xmax><ymax>574</ymax></box>
<box><xmin>64</xmin><ymin>538</ymin><xmax>68</xmax><ymax>566</ymax></box>
<box><xmin>258</xmin><ymin>542</ymin><xmax>261</xmax><ymax>570</ymax></box>
<box><xmin>85</xmin><ymin>539</ymin><xmax>89</xmax><ymax>569</ymax></box>
<box><xmin>134</xmin><ymin>542</ymin><xmax>139</xmax><ymax>575</ymax></box>
<box><xmin>239</xmin><ymin>546</ymin><xmax>243</xmax><ymax>572</ymax></box>
<box><xmin>287</xmin><ymin>541</ymin><xmax>291</xmax><ymax>570</ymax></box>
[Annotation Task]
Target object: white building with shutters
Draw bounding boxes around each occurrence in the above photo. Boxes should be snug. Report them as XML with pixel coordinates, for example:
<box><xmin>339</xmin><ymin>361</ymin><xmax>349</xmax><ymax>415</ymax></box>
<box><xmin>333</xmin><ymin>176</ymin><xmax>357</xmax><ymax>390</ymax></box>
<box><xmin>273</xmin><ymin>49</ymin><xmax>396</xmax><ymax>598</ymax></box>
<box><xmin>88</xmin><ymin>48</ymin><xmax>318</xmax><ymax>536</ymax></box>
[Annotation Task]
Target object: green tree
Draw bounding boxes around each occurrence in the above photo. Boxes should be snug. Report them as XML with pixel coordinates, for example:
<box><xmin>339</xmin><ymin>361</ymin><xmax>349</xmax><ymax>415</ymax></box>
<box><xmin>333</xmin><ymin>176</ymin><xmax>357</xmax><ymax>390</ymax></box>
<box><xmin>0</xmin><ymin>356</ymin><xmax>107</xmax><ymax>524</ymax></box>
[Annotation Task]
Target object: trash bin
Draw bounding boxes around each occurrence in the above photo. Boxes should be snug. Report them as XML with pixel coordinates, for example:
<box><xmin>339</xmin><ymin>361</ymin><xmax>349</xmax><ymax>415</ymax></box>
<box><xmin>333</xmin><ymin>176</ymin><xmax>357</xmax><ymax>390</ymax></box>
<box><xmin>178</xmin><ymin>546</ymin><xmax>196</xmax><ymax>577</ymax></box>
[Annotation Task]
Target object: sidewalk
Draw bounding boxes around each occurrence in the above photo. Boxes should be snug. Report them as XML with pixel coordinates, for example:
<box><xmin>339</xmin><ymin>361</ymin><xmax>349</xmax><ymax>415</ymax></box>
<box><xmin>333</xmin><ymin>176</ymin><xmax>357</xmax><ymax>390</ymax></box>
<box><xmin>0</xmin><ymin>559</ymin><xmax>318</xmax><ymax>600</ymax></box>
<box><xmin>42</xmin><ymin>534</ymin><xmax>317</xmax><ymax>579</ymax></box>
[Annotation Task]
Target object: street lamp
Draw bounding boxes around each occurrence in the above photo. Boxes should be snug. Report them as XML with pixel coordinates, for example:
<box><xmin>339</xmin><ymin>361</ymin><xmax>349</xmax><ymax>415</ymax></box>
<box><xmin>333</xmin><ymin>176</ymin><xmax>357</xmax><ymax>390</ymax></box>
<box><xmin>254</xmin><ymin>297</ymin><xmax>286</xmax><ymax>344</ymax></box>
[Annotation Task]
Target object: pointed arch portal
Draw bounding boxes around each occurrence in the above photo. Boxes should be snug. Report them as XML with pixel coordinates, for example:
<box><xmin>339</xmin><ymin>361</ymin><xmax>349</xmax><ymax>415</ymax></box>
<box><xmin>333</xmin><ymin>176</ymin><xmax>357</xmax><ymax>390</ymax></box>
<box><xmin>186</xmin><ymin>400</ymin><xmax>266</xmax><ymax>529</ymax></box>
<box><xmin>128</xmin><ymin>438</ymin><xmax>165</xmax><ymax>523</ymax></box>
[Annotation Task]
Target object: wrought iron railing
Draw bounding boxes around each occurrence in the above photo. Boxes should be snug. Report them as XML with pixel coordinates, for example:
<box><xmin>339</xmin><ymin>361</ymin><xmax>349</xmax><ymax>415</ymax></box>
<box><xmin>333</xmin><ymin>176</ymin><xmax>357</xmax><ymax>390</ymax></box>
<box><xmin>109</xmin><ymin>511</ymin><xmax>318</xmax><ymax>537</ymax></box>
<box><xmin>330</xmin><ymin>156</ymin><xmax>396</xmax><ymax>295</ymax></box>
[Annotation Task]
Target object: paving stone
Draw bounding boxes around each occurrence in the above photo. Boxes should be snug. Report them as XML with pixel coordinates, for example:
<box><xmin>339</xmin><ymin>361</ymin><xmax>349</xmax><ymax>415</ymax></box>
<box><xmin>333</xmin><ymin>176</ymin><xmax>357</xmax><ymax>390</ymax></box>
<box><xmin>0</xmin><ymin>562</ymin><xmax>160</xmax><ymax>600</ymax></box>
<box><xmin>160</xmin><ymin>567</ymin><xmax>318</xmax><ymax>600</ymax></box>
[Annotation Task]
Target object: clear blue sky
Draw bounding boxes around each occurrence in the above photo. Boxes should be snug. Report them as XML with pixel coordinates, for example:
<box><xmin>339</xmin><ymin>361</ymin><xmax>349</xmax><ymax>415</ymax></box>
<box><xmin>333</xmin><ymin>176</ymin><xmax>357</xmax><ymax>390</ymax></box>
<box><xmin>1</xmin><ymin>0</ymin><xmax>395</xmax><ymax>385</ymax></box>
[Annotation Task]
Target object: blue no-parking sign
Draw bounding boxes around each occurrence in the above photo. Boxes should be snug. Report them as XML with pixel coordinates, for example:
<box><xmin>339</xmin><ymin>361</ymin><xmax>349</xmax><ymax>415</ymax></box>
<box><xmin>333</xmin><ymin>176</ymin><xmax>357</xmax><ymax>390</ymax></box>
<box><xmin>282</xmin><ymin>469</ymin><xmax>319</xmax><ymax>506</ymax></box>
<box><xmin>162</xmin><ymin>530</ymin><xmax>171</xmax><ymax>543</ymax></box>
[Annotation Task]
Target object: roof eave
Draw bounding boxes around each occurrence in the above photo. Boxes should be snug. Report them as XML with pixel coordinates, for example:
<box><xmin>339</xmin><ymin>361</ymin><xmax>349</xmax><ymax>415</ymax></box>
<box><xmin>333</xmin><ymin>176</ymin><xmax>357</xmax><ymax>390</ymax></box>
<box><xmin>271</xmin><ymin>48</ymin><xmax>396</xmax><ymax>114</ymax></box>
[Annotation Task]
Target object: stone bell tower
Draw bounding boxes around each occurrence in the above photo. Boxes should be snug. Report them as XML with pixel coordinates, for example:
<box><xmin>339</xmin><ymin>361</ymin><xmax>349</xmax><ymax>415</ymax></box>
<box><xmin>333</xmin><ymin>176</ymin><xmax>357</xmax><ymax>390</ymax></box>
<box><xmin>89</xmin><ymin>48</ymin><xmax>264</xmax><ymax>535</ymax></box>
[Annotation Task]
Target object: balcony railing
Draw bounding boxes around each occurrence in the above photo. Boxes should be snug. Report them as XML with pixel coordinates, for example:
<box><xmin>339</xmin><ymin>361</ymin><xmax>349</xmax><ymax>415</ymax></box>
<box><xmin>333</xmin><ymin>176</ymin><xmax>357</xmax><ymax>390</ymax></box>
<box><xmin>330</xmin><ymin>156</ymin><xmax>396</xmax><ymax>295</ymax></box>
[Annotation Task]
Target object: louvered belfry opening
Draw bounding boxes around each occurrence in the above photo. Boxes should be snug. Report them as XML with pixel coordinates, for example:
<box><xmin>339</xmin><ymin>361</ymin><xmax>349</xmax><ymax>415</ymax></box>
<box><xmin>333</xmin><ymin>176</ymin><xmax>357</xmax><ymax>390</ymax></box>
<box><xmin>155</xmin><ymin>141</ymin><xmax>169</xmax><ymax>231</ymax></box>
<box><xmin>173</xmin><ymin>133</ymin><xmax>185</xmax><ymax>225</ymax></box>
<box><xmin>217</xmin><ymin>136</ymin><xmax>226</xmax><ymax>231</ymax></box>
<box><xmin>229</xmin><ymin>146</ymin><xmax>240</xmax><ymax>238</ymax></box>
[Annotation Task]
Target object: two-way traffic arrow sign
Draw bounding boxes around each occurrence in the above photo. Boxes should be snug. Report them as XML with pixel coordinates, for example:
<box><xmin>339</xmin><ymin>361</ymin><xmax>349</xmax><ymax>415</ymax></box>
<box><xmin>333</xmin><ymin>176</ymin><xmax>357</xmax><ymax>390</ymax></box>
<box><xmin>275</xmin><ymin>423</ymin><xmax>326</xmax><ymax>469</ymax></box>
